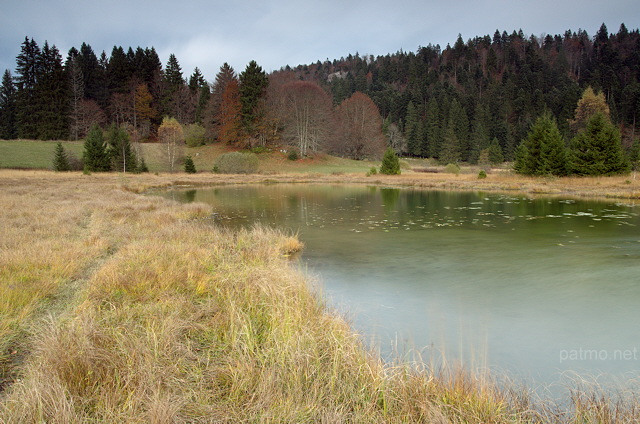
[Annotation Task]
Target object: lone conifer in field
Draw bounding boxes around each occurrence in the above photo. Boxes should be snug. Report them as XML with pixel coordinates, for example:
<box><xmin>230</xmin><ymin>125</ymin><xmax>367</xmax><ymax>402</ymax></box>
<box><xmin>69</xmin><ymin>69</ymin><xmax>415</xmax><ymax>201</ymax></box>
<box><xmin>52</xmin><ymin>142</ymin><xmax>71</xmax><ymax>171</ymax></box>
<box><xmin>184</xmin><ymin>155</ymin><xmax>197</xmax><ymax>173</ymax></box>
<box><xmin>83</xmin><ymin>125</ymin><xmax>111</xmax><ymax>172</ymax></box>
<box><xmin>380</xmin><ymin>147</ymin><xmax>401</xmax><ymax>175</ymax></box>
<box><xmin>514</xmin><ymin>113</ymin><xmax>567</xmax><ymax>176</ymax></box>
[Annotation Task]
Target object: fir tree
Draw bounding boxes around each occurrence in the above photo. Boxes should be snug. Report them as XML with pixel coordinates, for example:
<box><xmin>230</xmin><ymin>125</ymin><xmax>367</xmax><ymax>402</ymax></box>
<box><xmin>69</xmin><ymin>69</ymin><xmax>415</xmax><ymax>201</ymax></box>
<box><xmin>569</xmin><ymin>113</ymin><xmax>629</xmax><ymax>175</ymax></box>
<box><xmin>107</xmin><ymin>125</ymin><xmax>136</xmax><ymax>172</ymax></box>
<box><xmin>239</xmin><ymin>60</ymin><xmax>268</xmax><ymax>137</ymax></box>
<box><xmin>439</xmin><ymin>119</ymin><xmax>461</xmax><ymax>164</ymax></box>
<box><xmin>15</xmin><ymin>37</ymin><xmax>41</xmax><ymax>139</ymax></box>
<box><xmin>53</xmin><ymin>142</ymin><xmax>71</xmax><ymax>171</ymax></box>
<box><xmin>379</xmin><ymin>147</ymin><xmax>401</xmax><ymax>175</ymax></box>
<box><xmin>184</xmin><ymin>155</ymin><xmax>197</xmax><ymax>173</ymax></box>
<box><xmin>83</xmin><ymin>125</ymin><xmax>110</xmax><ymax>172</ymax></box>
<box><xmin>0</xmin><ymin>69</ymin><xmax>17</xmax><ymax>139</ymax></box>
<box><xmin>514</xmin><ymin>113</ymin><xmax>567</xmax><ymax>176</ymax></box>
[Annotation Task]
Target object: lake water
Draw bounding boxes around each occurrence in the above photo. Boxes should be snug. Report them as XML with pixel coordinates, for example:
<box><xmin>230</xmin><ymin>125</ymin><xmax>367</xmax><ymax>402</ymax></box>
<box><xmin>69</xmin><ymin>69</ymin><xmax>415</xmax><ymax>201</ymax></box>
<box><xmin>161</xmin><ymin>184</ymin><xmax>640</xmax><ymax>390</ymax></box>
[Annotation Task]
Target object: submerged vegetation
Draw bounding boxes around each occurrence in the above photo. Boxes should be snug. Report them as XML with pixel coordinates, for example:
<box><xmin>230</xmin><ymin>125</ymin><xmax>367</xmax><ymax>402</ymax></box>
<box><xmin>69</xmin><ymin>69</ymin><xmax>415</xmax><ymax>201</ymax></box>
<box><xmin>0</xmin><ymin>170</ymin><xmax>639</xmax><ymax>422</ymax></box>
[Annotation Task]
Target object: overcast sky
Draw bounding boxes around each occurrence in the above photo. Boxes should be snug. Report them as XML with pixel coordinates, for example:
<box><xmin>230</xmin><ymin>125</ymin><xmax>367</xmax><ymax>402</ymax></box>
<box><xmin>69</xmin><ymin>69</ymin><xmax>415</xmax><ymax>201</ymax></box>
<box><xmin>1</xmin><ymin>0</ymin><xmax>638</xmax><ymax>82</ymax></box>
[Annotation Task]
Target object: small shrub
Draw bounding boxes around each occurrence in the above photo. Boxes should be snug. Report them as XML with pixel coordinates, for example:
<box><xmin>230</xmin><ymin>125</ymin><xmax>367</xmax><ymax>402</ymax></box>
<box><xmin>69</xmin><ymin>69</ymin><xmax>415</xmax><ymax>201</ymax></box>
<box><xmin>52</xmin><ymin>142</ymin><xmax>71</xmax><ymax>172</ymax></box>
<box><xmin>251</xmin><ymin>146</ymin><xmax>269</xmax><ymax>154</ymax></box>
<box><xmin>287</xmin><ymin>150</ymin><xmax>298</xmax><ymax>161</ymax></box>
<box><xmin>213</xmin><ymin>152</ymin><xmax>259</xmax><ymax>174</ymax></box>
<box><xmin>478</xmin><ymin>169</ymin><xmax>487</xmax><ymax>179</ymax></box>
<box><xmin>366</xmin><ymin>167</ymin><xmax>378</xmax><ymax>176</ymax></box>
<box><xmin>184</xmin><ymin>124</ymin><xmax>206</xmax><ymax>147</ymax></box>
<box><xmin>444</xmin><ymin>163</ymin><xmax>461</xmax><ymax>175</ymax></box>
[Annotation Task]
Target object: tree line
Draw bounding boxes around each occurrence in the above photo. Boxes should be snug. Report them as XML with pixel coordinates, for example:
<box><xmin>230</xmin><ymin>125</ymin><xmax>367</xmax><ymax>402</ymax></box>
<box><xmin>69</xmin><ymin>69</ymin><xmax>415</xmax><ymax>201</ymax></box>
<box><xmin>1</xmin><ymin>23</ymin><xmax>639</xmax><ymax>175</ymax></box>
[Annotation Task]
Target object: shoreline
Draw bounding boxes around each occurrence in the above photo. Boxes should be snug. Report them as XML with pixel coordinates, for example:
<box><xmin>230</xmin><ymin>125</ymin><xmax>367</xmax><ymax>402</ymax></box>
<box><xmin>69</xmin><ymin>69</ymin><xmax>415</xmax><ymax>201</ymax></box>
<box><xmin>2</xmin><ymin>168</ymin><xmax>638</xmax><ymax>201</ymax></box>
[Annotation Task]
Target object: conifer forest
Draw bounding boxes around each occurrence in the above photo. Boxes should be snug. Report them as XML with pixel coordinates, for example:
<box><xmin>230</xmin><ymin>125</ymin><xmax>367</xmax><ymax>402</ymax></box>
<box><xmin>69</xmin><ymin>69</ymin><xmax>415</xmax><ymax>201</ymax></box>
<box><xmin>1</xmin><ymin>23</ymin><xmax>639</xmax><ymax>176</ymax></box>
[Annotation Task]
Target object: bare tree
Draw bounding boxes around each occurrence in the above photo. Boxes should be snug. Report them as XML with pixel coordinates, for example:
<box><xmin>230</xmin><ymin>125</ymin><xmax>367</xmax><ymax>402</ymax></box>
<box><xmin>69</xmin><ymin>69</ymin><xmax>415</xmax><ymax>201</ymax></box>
<box><xmin>332</xmin><ymin>92</ymin><xmax>386</xmax><ymax>160</ymax></box>
<box><xmin>278</xmin><ymin>81</ymin><xmax>333</xmax><ymax>156</ymax></box>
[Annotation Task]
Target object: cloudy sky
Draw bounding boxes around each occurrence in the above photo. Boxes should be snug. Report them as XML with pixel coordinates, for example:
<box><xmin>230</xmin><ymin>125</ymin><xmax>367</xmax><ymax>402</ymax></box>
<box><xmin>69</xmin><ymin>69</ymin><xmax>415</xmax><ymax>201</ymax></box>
<box><xmin>1</xmin><ymin>0</ymin><xmax>638</xmax><ymax>82</ymax></box>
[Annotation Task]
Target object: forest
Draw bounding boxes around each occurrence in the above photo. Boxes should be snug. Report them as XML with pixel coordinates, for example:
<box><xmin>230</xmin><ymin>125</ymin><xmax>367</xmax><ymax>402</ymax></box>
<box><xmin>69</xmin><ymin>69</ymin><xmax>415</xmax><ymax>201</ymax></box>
<box><xmin>0</xmin><ymin>23</ymin><xmax>639</xmax><ymax>173</ymax></box>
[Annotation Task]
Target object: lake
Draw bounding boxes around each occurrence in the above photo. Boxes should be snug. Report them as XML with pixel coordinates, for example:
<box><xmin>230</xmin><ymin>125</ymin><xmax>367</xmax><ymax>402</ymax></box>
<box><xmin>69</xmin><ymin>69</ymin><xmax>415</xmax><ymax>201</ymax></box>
<box><xmin>161</xmin><ymin>184</ymin><xmax>640</xmax><ymax>390</ymax></box>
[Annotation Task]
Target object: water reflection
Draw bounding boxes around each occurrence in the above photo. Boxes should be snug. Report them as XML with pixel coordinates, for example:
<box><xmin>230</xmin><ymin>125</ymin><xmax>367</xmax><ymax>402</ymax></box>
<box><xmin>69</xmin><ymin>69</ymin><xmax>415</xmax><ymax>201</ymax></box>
<box><xmin>161</xmin><ymin>185</ymin><xmax>640</xmax><ymax>388</ymax></box>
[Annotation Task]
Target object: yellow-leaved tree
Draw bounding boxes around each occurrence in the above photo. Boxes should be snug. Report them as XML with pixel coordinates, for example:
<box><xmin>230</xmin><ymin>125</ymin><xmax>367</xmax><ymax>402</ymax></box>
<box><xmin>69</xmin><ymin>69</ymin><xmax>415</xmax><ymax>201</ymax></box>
<box><xmin>158</xmin><ymin>116</ymin><xmax>184</xmax><ymax>172</ymax></box>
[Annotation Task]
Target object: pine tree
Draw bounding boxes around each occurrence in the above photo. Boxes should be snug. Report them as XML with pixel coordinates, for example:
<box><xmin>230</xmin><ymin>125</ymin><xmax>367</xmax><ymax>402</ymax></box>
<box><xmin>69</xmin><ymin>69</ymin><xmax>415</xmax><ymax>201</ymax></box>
<box><xmin>514</xmin><ymin>113</ymin><xmax>567</xmax><ymax>176</ymax></box>
<box><xmin>569</xmin><ymin>112</ymin><xmax>629</xmax><ymax>175</ymax></box>
<box><xmin>83</xmin><ymin>125</ymin><xmax>110</xmax><ymax>172</ymax></box>
<box><xmin>404</xmin><ymin>101</ymin><xmax>421</xmax><ymax>156</ymax></box>
<box><xmin>107</xmin><ymin>125</ymin><xmax>136</xmax><ymax>172</ymax></box>
<box><xmin>0</xmin><ymin>69</ymin><xmax>17</xmax><ymax>139</ymax></box>
<box><xmin>439</xmin><ymin>118</ymin><xmax>461</xmax><ymax>164</ymax></box>
<box><xmin>184</xmin><ymin>155</ymin><xmax>197</xmax><ymax>173</ymax></box>
<box><xmin>424</xmin><ymin>96</ymin><xmax>441</xmax><ymax>158</ymax></box>
<box><xmin>15</xmin><ymin>37</ymin><xmax>41</xmax><ymax>139</ymax></box>
<box><xmin>379</xmin><ymin>147</ymin><xmax>401</xmax><ymax>175</ymax></box>
<box><xmin>36</xmin><ymin>42</ymin><xmax>69</xmax><ymax>140</ymax></box>
<box><xmin>239</xmin><ymin>60</ymin><xmax>268</xmax><ymax>137</ymax></box>
<box><xmin>53</xmin><ymin>142</ymin><xmax>71</xmax><ymax>171</ymax></box>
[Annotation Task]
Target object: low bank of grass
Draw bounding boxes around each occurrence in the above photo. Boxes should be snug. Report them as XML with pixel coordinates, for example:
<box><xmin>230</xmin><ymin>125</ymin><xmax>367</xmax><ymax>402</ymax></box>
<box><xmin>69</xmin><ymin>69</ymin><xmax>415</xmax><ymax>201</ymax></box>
<box><xmin>1</xmin><ymin>170</ymin><xmax>639</xmax><ymax>422</ymax></box>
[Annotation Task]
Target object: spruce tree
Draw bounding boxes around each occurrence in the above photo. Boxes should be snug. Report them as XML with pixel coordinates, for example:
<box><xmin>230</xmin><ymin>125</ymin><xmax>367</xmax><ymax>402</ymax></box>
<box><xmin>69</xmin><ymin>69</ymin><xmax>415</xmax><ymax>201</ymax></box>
<box><xmin>107</xmin><ymin>125</ymin><xmax>136</xmax><ymax>172</ymax></box>
<box><xmin>514</xmin><ymin>113</ymin><xmax>567</xmax><ymax>176</ymax></box>
<box><xmin>53</xmin><ymin>142</ymin><xmax>71</xmax><ymax>171</ymax></box>
<box><xmin>184</xmin><ymin>155</ymin><xmax>197</xmax><ymax>173</ymax></box>
<box><xmin>380</xmin><ymin>147</ymin><xmax>401</xmax><ymax>175</ymax></box>
<box><xmin>83</xmin><ymin>125</ymin><xmax>110</xmax><ymax>172</ymax></box>
<box><xmin>439</xmin><ymin>119</ymin><xmax>461</xmax><ymax>164</ymax></box>
<box><xmin>15</xmin><ymin>37</ymin><xmax>41</xmax><ymax>139</ymax></box>
<box><xmin>0</xmin><ymin>69</ymin><xmax>17</xmax><ymax>139</ymax></box>
<box><xmin>239</xmin><ymin>60</ymin><xmax>268</xmax><ymax>136</ymax></box>
<box><xmin>569</xmin><ymin>113</ymin><xmax>629</xmax><ymax>175</ymax></box>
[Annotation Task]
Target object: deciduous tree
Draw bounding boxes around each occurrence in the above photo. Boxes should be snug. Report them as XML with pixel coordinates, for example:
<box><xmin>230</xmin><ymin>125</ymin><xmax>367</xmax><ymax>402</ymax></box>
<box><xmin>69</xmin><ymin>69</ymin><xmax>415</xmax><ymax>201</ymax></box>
<box><xmin>333</xmin><ymin>92</ymin><xmax>386</xmax><ymax>160</ymax></box>
<box><xmin>216</xmin><ymin>79</ymin><xmax>242</xmax><ymax>145</ymax></box>
<box><xmin>158</xmin><ymin>116</ymin><xmax>184</xmax><ymax>172</ymax></box>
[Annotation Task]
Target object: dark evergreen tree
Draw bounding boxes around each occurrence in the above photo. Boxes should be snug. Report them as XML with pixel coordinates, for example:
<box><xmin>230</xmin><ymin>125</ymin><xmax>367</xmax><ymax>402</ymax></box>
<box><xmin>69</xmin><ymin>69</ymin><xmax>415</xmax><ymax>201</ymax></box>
<box><xmin>164</xmin><ymin>54</ymin><xmax>184</xmax><ymax>89</ymax></box>
<box><xmin>439</xmin><ymin>119</ymin><xmax>461</xmax><ymax>164</ymax></box>
<box><xmin>514</xmin><ymin>113</ymin><xmax>567</xmax><ymax>176</ymax></box>
<box><xmin>486</xmin><ymin>137</ymin><xmax>505</xmax><ymax>165</ymax></box>
<box><xmin>239</xmin><ymin>60</ymin><xmax>268</xmax><ymax>136</ymax></box>
<box><xmin>107</xmin><ymin>46</ymin><xmax>131</xmax><ymax>94</ymax></box>
<box><xmin>15</xmin><ymin>37</ymin><xmax>41</xmax><ymax>139</ymax></box>
<box><xmin>0</xmin><ymin>69</ymin><xmax>17</xmax><ymax>139</ymax></box>
<box><xmin>82</xmin><ymin>125</ymin><xmax>111</xmax><ymax>172</ymax></box>
<box><xmin>404</xmin><ymin>101</ymin><xmax>421</xmax><ymax>155</ymax></box>
<box><xmin>36</xmin><ymin>41</ymin><xmax>69</xmax><ymax>139</ymax></box>
<box><xmin>424</xmin><ymin>96</ymin><xmax>441</xmax><ymax>158</ymax></box>
<box><xmin>569</xmin><ymin>113</ymin><xmax>629</xmax><ymax>175</ymax></box>
<box><xmin>52</xmin><ymin>142</ymin><xmax>71</xmax><ymax>171</ymax></box>
<box><xmin>184</xmin><ymin>155</ymin><xmax>197</xmax><ymax>173</ymax></box>
<box><xmin>107</xmin><ymin>125</ymin><xmax>136</xmax><ymax>172</ymax></box>
<box><xmin>379</xmin><ymin>147</ymin><xmax>401</xmax><ymax>175</ymax></box>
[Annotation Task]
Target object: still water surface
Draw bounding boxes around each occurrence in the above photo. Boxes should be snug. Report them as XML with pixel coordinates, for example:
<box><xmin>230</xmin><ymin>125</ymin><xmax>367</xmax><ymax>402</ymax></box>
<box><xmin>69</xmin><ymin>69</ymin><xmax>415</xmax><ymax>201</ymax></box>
<box><xmin>162</xmin><ymin>185</ymin><xmax>640</xmax><ymax>388</ymax></box>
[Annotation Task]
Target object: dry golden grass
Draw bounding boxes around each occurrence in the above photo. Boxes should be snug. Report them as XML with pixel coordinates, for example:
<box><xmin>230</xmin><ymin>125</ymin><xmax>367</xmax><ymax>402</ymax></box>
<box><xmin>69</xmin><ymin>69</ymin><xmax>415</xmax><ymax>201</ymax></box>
<box><xmin>1</xmin><ymin>169</ymin><xmax>638</xmax><ymax>423</ymax></box>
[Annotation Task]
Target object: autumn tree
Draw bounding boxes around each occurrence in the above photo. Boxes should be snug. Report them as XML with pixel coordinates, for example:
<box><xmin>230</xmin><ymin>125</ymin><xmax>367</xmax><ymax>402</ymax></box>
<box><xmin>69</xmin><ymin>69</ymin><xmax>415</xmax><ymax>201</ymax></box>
<box><xmin>279</xmin><ymin>81</ymin><xmax>333</xmax><ymax>156</ymax></box>
<box><xmin>158</xmin><ymin>116</ymin><xmax>184</xmax><ymax>172</ymax></box>
<box><xmin>216</xmin><ymin>79</ymin><xmax>242</xmax><ymax>145</ymax></box>
<box><xmin>204</xmin><ymin>63</ymin><xmax>237</xmax><ymax>140</ymax></box>
<box><xmin>133</xmin><ymin>83</ymin><xmax>156</xmax><ymax>140</ymax></box>
<box><xmin>333</xmin><ymin>92</ymin><xmax>386</xmax><ymax>160</ymax></box>
<box><xmin>569</xmin><ymin>86</ymin><xmax>610</xmax><ymax>134</ymax></box>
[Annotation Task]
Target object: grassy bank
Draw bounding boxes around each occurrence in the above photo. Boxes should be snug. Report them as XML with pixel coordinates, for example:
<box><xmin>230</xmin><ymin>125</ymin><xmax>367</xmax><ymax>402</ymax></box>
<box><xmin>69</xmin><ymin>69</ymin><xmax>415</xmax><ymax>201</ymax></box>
<box><xmin>1</xmin><ymin>170</ymin><xmax>639</xmax><ymax>422</ymax></box>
